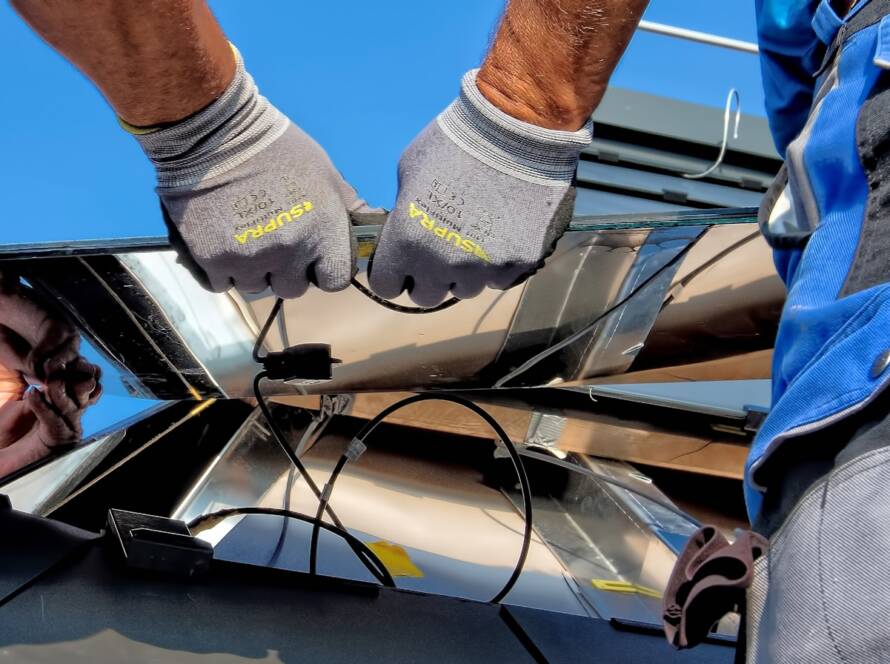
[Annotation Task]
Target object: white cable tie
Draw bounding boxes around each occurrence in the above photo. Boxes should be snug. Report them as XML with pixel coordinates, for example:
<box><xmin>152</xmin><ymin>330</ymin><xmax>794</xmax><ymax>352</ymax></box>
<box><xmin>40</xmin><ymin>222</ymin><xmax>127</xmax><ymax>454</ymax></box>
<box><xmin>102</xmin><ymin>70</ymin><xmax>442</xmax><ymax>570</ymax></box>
<box><xmin>683</xmin><ymin>88</ymin><xmax>741</xmax><ymax>180</ymax></box>
<box><xmin>345</xmin><ymin>438</ymin><xmax>367</xmax><ymax>462</ymax></box>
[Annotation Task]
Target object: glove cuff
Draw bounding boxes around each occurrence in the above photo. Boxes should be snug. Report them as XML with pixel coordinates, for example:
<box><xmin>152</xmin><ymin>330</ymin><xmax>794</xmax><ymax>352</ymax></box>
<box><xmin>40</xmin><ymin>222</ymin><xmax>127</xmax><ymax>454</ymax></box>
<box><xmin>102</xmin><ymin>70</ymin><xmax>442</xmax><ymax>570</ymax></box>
<box><xmin>437</xmin><ymin>69</ymin><xmax>592</xmax><ymax>186</ymax></box>
<box><xmin>131</xmin><ymin>45</ymin><xmax>289</xmax><ymax>188</ymax></box>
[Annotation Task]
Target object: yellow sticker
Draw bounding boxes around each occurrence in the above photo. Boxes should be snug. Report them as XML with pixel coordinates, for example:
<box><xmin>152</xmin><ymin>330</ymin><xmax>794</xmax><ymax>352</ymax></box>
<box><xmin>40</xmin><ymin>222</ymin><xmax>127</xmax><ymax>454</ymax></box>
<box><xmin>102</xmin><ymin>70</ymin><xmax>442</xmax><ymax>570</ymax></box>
<box><xmin>591</xmin><ymin>579</ymin><xmax>637</xmax><ymax>594</ymax></box>
<box><xmin>590</xmin><ymin>579</ymin><xmax>662</xmax><ymax>599</ymax></box>
<box><xmin>632</xmin><ymin>584</ymin><xmax>662</xmax><ymax>600</ymax></box>
<box><xmin>367</xmin><ymin>541</ymin><xmax>424</xmax><ymax>578</ymax></box>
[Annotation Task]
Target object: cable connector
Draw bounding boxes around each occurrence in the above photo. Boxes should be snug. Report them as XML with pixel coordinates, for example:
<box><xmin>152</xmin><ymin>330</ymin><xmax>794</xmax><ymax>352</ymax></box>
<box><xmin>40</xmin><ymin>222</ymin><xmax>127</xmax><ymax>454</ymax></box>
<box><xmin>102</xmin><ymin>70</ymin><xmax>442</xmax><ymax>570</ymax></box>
<box><xmin>261</xmin><ymin>344</ymin><xmax>341</xmax><ymax>381</ymax></box>
<box><xmin>345</xmin><ymin>438</ymin><xmax>367</xmax><ymax>462</ymax></box>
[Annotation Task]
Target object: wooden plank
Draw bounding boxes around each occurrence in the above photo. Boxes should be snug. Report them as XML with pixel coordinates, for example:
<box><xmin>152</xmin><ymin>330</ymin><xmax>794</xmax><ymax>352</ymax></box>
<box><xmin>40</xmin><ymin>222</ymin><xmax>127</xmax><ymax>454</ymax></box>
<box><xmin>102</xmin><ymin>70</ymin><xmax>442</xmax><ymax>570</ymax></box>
<box><xmin>271</xmin><ymin>392</ymin><xmax>747</xmax><ymax>479</ymax></box>
<box><xmin>558</xmin><ymin>417</ymin><xmax>746</xmax><ymax>479</ymax></box>
<box><xmin>271</xmin><ymin>392</ymin><xmax>532</xmax><ymax>442</ymax></box>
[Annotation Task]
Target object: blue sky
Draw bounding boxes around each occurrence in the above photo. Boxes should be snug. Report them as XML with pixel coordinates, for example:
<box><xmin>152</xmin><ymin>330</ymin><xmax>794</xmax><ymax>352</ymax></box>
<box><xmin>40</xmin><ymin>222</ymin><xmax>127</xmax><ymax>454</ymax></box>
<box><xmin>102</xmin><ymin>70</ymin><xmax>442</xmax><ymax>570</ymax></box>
<box><xmin>0</xmin><ymin>0</ymin><xmax>761</xmax><ymax>242</ymax></box>
<box><xmin>0</xmin><ymin>1</ymin><xmax>763</xmax><ymax>440</ymax></box>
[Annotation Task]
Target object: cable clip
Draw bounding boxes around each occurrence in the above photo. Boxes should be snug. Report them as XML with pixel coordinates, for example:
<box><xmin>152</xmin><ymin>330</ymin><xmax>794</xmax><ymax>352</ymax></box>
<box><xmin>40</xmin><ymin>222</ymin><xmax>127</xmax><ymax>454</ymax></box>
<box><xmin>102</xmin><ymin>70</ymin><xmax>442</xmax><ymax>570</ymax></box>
<box><xmin>345</xmin><ymin>438</ymin><xmax>367</xmax><ymax>462</ymax></box>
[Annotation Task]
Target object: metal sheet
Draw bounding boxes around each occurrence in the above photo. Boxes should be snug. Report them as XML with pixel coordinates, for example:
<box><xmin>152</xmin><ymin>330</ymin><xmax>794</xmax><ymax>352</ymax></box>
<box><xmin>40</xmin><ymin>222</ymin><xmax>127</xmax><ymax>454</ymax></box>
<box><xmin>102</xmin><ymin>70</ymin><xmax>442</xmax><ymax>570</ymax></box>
<box><xmin>173</xmin><ymin>403</ymin><xmax>589</xmax><ymax>616</ymax></box>
<box><xmin>171</xmin><ymin>399</ymin><xmax>724</xmax><ymax>627</ymax></box>
<box><xmin>0</xmin><ymin>208</ymin><xmax>781</xmax><ymax>400</ymax></box>
<box><xmin>1</xmin><ymin>431</ymin><xmax>125</xmax><ymax>514</ymax></box>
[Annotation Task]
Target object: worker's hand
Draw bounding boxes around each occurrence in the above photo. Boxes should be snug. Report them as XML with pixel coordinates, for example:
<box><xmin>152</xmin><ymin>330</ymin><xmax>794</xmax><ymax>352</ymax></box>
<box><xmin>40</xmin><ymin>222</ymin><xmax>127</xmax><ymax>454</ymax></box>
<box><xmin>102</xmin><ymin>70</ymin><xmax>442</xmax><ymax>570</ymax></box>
<box><xmin>0</xmin><ymin>273</ymin><xmax>80</xmax><ymax>382</ymax></box>
<box><xmin>368</xmin><ymin>69</ymin><xmax>591</xmax><ymax>307</ymax></box>
<box><xmin>0</xmin><ymin>274</ymin><xmax>102</xmax><ymax>476</ymax></box>
<box><xmin>131</xmin><ymin>47</ymin><xmax>376</xmax><ymax>298</ymax></box>
<box><xmin>0</xmin><ymin>360</ymin><xmax>102</xmax><ymax>478</ymax></box>
<box><xmin>31</xmin><ymin>359</ymin><xmax>102</xmax><ymax>446</ymax></box>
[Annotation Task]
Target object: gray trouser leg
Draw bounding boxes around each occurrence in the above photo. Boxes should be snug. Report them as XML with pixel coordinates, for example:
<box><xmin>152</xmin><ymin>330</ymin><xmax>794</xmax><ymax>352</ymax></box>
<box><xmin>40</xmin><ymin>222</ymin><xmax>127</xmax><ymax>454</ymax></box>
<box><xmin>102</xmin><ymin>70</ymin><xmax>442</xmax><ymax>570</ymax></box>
<box><xmin>746</xmin><ymin>554</ymin><xmax>769</xmax><ymax>660</ymax></box>
<box><xmin>747</xmin><ymin>445</ymin><xmax>890</xmax><ymax>663</ymax></box>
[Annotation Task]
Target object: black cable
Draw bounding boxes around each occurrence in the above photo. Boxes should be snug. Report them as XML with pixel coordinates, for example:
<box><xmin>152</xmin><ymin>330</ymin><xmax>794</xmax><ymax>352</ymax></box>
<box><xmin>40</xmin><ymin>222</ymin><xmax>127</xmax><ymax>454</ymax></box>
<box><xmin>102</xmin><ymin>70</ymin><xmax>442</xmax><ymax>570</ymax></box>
<box><xmin>493</xmin><ymin>230</ymin><xmax>707</xmax><ymax>387</ymax></box>
<box><xmin>309</xmin><ymin>455</ymin><xmax>348</xmax><ymax>576</ymax></box>
<box><xmin>250</xmin><ymin>229</ymin><xmax>702</xmax><ymax>595</ymax></box>
<box><xmin>350</xmin><ymin>278</ymin><xmax>461</xmax><ymax>314</ymax></box>
<box><xmin>251</xmin><ymin>299</ymin><xmax>335</xmax><ymax>523</ymax></box>
<box><xmin>253</xmin><ymin>372</ymin><xmax>390</xmax><ymax>586</ymax></box>
<box><xmin>187</xmin><ymin>507</ymin><xmax>396</xmax><ymax>588</ymax></box>
<box><xmin>252</xmin><ymin>297</ymin><xmax>391</xmax><ymax>583</ymax></box>
<box><xmin>308</xmin><ymin>393</ymin><xmax>533</xmax><ymax>604</ymax></box>
<box><xmin>253</xmin><ymin>297</ymin><xmax>284</xmax><ymax>362</ymax></box>
<box><xmin>252</xmin><ymin>288</ymin><xmax>459</xmax><ymax>578</ymax></box>
<box><xmin>267</xmin><ymin>465</ymin><xmax>296</xmax><ymax>567</ymax></box>
<box><xmin>254</xmin><ymin>373</ymin><xmax>327</xmax><ymax>510</ymax></box>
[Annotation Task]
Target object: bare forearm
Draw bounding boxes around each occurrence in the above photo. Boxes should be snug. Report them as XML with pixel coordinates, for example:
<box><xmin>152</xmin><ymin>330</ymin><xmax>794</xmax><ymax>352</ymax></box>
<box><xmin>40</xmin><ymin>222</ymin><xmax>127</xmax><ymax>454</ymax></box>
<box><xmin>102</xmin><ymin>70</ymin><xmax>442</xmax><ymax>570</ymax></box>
<box><xmin>10</xmin><ymin>0</ymin><xmax>234</xmax><ymax>126</ymax></box>
<box><xmin>478</xmin><ymin>0</ymin><xmax>648</xmax><ymax>130</ymax></box>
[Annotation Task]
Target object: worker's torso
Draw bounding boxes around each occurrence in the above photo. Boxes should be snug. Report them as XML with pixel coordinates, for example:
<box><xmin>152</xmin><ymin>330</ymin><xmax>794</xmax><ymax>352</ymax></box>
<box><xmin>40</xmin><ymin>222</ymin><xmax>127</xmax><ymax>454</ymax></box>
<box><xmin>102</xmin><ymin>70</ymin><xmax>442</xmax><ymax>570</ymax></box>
<box><xmin>747</xmin><ymin>0</ymin><xmax>890</xmax><ymax>520</ymax></box>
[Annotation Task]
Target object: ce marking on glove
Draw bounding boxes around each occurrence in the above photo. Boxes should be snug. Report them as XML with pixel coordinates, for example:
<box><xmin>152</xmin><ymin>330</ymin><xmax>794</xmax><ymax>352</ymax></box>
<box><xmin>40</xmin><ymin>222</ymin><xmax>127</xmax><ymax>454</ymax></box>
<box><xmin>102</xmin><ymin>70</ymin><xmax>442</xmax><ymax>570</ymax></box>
<box><xmin>232</xmin><ymin>190</ymin><xmax>275</xmax><ymax>219</ymax></box>
<box><xmin>429</xmin><ymin>178</ymin><xmax>465</xmax><ymax>219</ymax></box>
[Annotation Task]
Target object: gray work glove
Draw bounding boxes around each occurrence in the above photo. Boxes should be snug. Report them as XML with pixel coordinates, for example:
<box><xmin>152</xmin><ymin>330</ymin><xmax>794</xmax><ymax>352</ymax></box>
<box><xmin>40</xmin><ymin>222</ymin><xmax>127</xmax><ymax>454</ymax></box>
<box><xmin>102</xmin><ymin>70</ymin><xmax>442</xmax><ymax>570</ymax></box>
<box><xmin>368</xmin><ymin>69</ymin><xmax>592</xmax><ymax>307</ymax></box>
<box><xmin>129</xmin><ymin>47</ymin><xmax>372</xmax><ymax>298</ymax></box>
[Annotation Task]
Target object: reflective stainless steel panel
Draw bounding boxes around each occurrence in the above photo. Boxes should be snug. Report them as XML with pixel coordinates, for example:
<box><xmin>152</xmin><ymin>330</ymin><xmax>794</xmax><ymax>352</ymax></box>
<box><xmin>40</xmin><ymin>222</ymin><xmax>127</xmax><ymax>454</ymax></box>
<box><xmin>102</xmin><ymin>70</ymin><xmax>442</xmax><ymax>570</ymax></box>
<box><xmin>173</xmin><ymin>402</ymin><xmax>590</xmax><ymax>615</ymax></box>
<box><xmin>0</xmin><ymin>208</ymin><xmax>782</xmax><ymax>400</ymax></box>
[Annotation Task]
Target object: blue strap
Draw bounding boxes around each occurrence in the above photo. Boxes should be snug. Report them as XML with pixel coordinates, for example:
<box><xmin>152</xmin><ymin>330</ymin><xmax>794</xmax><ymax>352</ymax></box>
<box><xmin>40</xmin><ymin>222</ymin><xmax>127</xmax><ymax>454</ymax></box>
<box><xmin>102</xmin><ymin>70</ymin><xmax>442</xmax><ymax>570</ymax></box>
<box><xmin>812</xmin><ymin>0</ymin><xmax>845</xmax><ymax>45</ymax></box>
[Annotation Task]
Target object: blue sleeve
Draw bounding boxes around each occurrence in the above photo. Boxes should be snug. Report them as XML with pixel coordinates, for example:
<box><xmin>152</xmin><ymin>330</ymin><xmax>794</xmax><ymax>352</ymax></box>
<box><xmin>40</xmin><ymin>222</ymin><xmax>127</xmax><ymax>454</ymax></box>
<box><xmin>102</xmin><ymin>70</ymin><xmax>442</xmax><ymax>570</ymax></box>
<box><xmin>755</xmin><ymin>0</ymin><xmax>824</xmax><ymax>155</ymax></box>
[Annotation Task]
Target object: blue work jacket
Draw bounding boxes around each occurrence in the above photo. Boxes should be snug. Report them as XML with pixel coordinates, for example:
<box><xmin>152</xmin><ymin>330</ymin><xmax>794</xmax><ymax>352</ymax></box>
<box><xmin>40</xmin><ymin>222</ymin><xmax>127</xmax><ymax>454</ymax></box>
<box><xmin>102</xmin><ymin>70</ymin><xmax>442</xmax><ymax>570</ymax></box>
<box><xmin>747</xmin><ymin>0</ymin><xmax>890</xmax><ymax>520</ymax></box>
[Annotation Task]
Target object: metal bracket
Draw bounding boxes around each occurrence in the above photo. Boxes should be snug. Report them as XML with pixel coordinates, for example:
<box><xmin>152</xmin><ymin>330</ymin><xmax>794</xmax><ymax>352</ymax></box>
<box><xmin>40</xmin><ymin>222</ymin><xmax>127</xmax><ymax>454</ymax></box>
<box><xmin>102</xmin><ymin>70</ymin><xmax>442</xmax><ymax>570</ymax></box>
<box><xmin>294</xmin><ymin>394</ymin><xmax>355</xmax><ymax>457</ymax></box>
<box><xmin>495</xmin><ymin>411</ymin><xmax>568</xmax><ymax>460</ymax></box>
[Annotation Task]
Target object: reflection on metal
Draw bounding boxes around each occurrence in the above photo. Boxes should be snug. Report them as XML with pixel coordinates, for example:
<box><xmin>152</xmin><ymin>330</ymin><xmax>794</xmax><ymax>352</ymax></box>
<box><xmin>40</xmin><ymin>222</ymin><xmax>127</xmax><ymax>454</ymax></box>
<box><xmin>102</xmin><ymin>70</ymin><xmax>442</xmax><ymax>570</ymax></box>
<box><xmin>1</xmin><ymin>208</ymin><xmax>782</xmax><ymax>399</ymax></box>
<box><xmin>170</xmin><ymin>402</ymin><xmax>586</xmax><ymax>614</ymax></box>
<box><xmin>1</xmin><ymin>431</ymin><xmax>125</xmax><ymax>514</ymax></box>
<box><xmin>494</xmin><ymin>410</ymin><xmax>569</xmax><ymax>461</ymax></box>
<box><xmin>504</xmin><ymin>452</ymin><xmax>737</xmax><ymax>635</ymax></box>
<box><xmin>0</xmin><ymin>357</ymin><xmax>745</xmax><ymax>630</ymax></box>
<box><xmin>170</xmin><ymin>397</ymin><xmax>732</xmax><ymax>627</ymax></box>
<box><xmin>277</xmin><ymin>388</ymin><xmax>752</xmax><ymax>478</ymax></box>
<box><xmin>496</xmin><ymin>224</ymin><xmax>705</xmax><ymax>386</ymax></box>
<box><xmin>170</xmin><ymin>407</ymin><xmax>295</xmax><ymax>532</ymax></box>
<box><xmin>459</xmin><ymin>383</ymin><xmax>755</xmax><ymax>478</ymax></box>
<box><xmin>171</xmin><ymin>399</ymin><xmax>719</xmax><ymax>620</ymax></box>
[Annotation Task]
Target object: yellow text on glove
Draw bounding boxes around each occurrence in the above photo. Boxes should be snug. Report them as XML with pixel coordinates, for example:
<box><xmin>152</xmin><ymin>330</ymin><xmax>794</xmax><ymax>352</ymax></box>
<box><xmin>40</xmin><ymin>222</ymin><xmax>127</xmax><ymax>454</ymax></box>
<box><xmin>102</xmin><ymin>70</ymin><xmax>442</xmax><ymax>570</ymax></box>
<box><xmin>234</xmin><ymin>201</ymin><xmax>313</xmax><ymax>245</ymax></box>
<box><xmin>409</xmin><ymin>202</ymin><xmax>491</xmax><ymax>262</ymax></box>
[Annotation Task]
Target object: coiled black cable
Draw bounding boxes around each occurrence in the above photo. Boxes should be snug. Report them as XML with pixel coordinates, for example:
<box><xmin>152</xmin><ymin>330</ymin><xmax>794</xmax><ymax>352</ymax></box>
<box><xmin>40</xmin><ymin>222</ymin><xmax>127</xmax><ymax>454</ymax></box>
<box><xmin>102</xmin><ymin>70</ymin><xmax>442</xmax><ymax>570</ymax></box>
<box><xmin>308</xmin><ymin>393</ymin><xmax>533</xmax><ymax>604</ymax></box>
